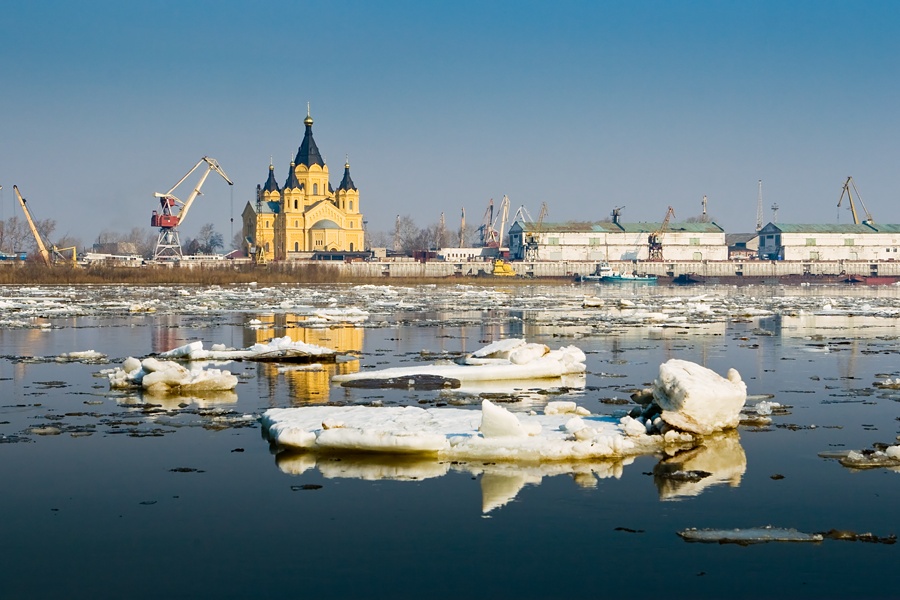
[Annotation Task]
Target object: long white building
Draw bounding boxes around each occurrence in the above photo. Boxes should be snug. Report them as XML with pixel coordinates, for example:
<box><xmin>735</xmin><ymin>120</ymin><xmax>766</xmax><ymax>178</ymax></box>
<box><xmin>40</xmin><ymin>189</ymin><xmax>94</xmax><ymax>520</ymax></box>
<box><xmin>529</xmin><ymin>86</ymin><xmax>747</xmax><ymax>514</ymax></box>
<box><xmin>757</xmin><ymin>223</ymin><xmax>900</xmax><ymax>261</ymax></box>
<box><xmin>508</xmin><ymin>220</ymin><xmax>727</xmax><ymax>262</ymax></box>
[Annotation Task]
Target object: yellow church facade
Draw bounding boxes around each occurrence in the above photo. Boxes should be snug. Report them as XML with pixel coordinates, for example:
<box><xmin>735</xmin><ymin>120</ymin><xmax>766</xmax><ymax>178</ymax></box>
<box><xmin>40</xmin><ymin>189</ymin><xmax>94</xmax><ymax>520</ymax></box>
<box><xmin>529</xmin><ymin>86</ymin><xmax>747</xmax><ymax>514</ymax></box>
<box><xmin>242</xmin><ymin>111</ymin><xmax>364</xmax><ymax>262</ymax></box>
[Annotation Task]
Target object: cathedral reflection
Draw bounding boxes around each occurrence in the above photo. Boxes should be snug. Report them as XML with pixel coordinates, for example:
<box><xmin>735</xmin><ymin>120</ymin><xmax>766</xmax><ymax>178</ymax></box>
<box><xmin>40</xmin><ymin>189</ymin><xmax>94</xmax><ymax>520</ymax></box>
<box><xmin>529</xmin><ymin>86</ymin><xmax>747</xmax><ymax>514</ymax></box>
<box><xmin>247</xmin><ymin>313</ymin><xmax>362</xmax><ymax>405</ymax></box>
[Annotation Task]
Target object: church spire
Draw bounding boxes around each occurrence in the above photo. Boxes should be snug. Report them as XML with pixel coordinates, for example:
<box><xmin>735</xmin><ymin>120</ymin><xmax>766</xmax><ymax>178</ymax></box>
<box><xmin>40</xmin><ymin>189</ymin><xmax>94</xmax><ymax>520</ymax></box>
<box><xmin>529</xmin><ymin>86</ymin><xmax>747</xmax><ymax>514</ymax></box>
<box><xmin>338</xmin><ymin>158</ymin><xmax>357</xmax><ymax>191</ymax></box>
<box><xmin>263</xmin><ymin>162</ymin><xmax>280</xmax><ymax>193</ymax></box>
<box><xmin>294</xmin><ymin>104</ymin><xmax>325</xmax><ymax>167</ymax></box>
<box><xmin>283</xmin><ymin>161</ymin><xmax>302</xmax><ymax>190</ymax></box>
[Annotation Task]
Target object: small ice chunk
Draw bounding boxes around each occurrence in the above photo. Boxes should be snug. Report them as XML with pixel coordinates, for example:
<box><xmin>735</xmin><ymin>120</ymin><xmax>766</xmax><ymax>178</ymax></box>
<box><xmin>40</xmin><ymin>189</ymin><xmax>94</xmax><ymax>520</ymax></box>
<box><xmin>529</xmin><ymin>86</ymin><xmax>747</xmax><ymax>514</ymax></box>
<box><xmin>620</xmin><ymin>416</ymin><xmax>647</xmax><ymax>437</ymax></box>
<box><xmin>545</xmin><ymin>401</ymin><xmax>577</xmax><ymax>415</ymax></box>
<box><xmin>480</xmin><ymin>400</ymin><xmax>540</xmax><ymax>438</ymax></box>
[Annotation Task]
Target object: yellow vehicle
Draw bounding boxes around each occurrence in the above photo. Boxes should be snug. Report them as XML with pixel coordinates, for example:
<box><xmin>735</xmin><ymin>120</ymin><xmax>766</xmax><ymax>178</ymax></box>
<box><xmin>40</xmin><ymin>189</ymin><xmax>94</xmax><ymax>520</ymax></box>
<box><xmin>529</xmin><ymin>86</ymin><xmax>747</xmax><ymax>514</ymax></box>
<box><xmin>492</xmin><ymin>259</ymin><xmax>517</xmax><ymax>277</ymax></box>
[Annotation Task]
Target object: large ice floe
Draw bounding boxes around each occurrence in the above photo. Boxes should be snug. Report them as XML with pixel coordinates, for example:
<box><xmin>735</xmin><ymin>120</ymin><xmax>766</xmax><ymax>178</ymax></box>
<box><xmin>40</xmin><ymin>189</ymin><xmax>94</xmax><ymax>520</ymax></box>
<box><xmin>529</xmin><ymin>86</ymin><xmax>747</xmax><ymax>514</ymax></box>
<box><xmin>651</xmin><ymin>359</ymin><xmax>748</xmax><ymax>435</ymax></box>
<box><xmin>159</xmin><ymin>336</ymin><xmax>337</xmax><ymax>363</ymax></box>
<box><xmin>263</xmin><ymin>350</ymin><xmax>747</xmax><ymax>462</ymax></box>
<box><xmin>106</xmin><ymin>356</ymin><xmax>238</xmax><ymax>394</ymax></box>
<box><xmin>331</xmin><ymin>339</ymin><xmax>586</xmax><ymax>386</ymax></box>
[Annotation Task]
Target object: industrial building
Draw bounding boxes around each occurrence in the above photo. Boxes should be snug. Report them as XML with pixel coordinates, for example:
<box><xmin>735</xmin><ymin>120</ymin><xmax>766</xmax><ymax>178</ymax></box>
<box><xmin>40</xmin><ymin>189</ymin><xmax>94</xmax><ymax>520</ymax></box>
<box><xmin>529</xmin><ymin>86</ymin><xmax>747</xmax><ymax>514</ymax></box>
<box><xmin>508</xmin><ymin>219</ymin><xmax>727</xmax><ymax>262</ymax></box>
<box><xmin>241</xmin><ymin>110</ymin><xmax>364</xmax><ymax>262</ymax></box>
<box><xmin>757</xmin><ymin>223</ymin><xmax>900</xmax><ymax>261</ymax></box>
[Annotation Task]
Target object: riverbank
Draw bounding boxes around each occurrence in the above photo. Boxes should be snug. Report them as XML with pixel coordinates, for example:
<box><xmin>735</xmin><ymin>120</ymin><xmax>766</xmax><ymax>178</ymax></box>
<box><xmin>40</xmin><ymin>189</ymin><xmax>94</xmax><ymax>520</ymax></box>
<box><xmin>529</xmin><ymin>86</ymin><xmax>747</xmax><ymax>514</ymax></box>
<box><xmin>1</xmin><ymin>258</ymin><xmax>898</xmax><ymax>286</ymax></box>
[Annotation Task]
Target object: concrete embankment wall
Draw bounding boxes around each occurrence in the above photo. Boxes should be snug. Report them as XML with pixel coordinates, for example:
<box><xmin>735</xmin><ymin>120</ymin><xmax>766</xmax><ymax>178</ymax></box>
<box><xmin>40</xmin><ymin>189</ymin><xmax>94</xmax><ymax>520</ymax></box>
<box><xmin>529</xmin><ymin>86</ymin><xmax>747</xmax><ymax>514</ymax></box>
<box><xmin>338</xmin><ymin>260</ymin><xmax>900</xmax><ymax>279</ymax></box>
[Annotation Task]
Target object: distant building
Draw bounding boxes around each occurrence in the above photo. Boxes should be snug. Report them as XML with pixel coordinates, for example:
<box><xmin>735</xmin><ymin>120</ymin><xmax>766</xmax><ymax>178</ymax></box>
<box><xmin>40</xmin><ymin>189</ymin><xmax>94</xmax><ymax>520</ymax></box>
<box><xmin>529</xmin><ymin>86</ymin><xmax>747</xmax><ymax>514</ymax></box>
<box><xmin>241</xmin><ymin>110</ymin><xmax>364</xmax><ymax>262</ymax></box>
<box><xmin>508</xmin><ymin>220</ymin><xmax>727</xmax><ymax>262</ymax></box>
<box><xmin>758</xmin><ymin>223</ymin><xmax>900</xmax><ymax>261</ymax></box>
<box><xmin>726</xmin><ymin>233</ymin><xmax>759</xmax><ymax>260</ymax></box>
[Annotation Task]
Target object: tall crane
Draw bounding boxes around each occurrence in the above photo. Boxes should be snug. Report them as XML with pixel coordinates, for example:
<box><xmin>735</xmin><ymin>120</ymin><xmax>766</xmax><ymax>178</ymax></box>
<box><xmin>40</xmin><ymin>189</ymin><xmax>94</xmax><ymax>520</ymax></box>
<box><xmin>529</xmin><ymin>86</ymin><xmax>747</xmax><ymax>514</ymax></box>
<box><xmin>14</xmin><ymin>185</ymin><xmax>52</xmax><ymax>266</ymax></box>
<box><xmin>524</xmin><ymin>202</ymin><xmax>548</xmax><ymax>261</ymax></box>
<box><xmin>151</xmin><ymin>157</ymin><xmax>233</xmax><ymax>260</ymax></box>
<box><xmin>837</xmin><ymin>176</ymin><xmax>873</xmax><ymax>225</ymax></box>
<box><xmin>648</xmin><ymin>206</ymin><xmax>675</xmax><ymax>261</ymax></box>
<box><xmin>493</xmin><ymin>195</ymin><xmax>510</xmax><ymax>248</ymax></box>
<box><xmin>478</xmin><ymin>198</ymin><xmax>496</xmax><ymax>246</ymax></box>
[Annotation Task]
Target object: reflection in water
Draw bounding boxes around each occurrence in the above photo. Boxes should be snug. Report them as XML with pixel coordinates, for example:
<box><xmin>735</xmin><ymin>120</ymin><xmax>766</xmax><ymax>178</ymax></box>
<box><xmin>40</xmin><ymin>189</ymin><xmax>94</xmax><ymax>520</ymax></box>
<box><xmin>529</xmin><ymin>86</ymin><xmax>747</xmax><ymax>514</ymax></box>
<box><xmin>274</xmin><ymin>451</ymin><xmax>644</xmax><ymax>513</ymax></box>
<box><xmin>117</xmin><ymin>389</ymin><xmax>239</xmax><ymax>410</ymax></box>
<box><xmin>245</xmin><ymin>315</ymin><xmax>365</xmax><ymax>405</ymax></box>
<box><xmin>273</xmin><ymin>431</ymin><xmax>747</xmax><ymax>512</ymax></box>
<box><xmin>243</xmin><ymin>313</ymin><xmax>365</xmax><ymax>352</ymax></box>
<box><xmin>652</xmin><ymin>430</ymin><xmax>746</xmax><ymax>500</ymax></box>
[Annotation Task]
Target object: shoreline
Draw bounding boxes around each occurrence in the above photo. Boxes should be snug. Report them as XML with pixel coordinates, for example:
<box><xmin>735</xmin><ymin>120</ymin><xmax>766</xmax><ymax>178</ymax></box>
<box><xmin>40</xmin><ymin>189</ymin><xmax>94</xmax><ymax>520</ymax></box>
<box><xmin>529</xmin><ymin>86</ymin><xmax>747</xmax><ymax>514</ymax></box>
<box><xmin>0</xmin><ymin>259</ymin><xmax>898</xmax><ymax>286</ymax></box>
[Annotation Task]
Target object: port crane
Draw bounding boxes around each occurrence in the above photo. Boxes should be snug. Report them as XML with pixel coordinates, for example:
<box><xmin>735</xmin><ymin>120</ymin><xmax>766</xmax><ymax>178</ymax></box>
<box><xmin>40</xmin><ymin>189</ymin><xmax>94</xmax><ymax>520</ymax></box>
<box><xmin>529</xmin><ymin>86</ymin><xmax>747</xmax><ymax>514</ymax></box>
<box><xmin>524</xmin><ymin>202</ymin><xmax>548</xmax><ymax>261</ymax></box>
<box><xmin>14</xmin><ymin>185</ymin><xmax>53</xmax><ymax>266</ymax></box>
<box><xmin>648</xmin><ymin>206</ymin><xmax>675</xmax><ymax>261</ymax></box>
<box><xmin>837</xmin><ymin>176</ymin><xmax>873</xmax><ymax>225</ymax></box>
<box><xmin>477</xmin><ymin>195</ymin><xmax>511</xmax><ymax>248</ymax></box>
<box><xmin>151</xmin><ymin>157</ymin><xmax>233</xmax><ymax>260</ymax></box>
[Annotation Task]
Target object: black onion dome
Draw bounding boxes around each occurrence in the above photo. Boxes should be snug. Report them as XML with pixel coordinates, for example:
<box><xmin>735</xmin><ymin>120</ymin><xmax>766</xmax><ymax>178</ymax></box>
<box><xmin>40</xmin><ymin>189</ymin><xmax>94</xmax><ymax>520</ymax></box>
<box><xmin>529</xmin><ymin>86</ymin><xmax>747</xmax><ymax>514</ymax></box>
<box><xmin>338</xmin><ymin>161</ymin><xmax>357</xmax><ymax>191</ymax></box>
<box><xmin>263</xmin><ymin>164</ymin><xmax>280</xmax><ymax>193</ymax></box>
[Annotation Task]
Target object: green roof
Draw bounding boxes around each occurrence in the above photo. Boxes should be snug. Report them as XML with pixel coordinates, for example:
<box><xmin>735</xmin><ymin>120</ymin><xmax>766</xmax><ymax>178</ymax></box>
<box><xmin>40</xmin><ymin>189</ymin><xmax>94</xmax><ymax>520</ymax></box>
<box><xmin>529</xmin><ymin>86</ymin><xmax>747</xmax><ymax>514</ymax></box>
<box><xmin>764</xmin><ymin>223</ymin><xmax>880</xmax><ymax>234</ymax></box>
<box><xmin>511</xmin><ymin>221</ymin><xmax>723</xmax><ymax>234</ymax></box>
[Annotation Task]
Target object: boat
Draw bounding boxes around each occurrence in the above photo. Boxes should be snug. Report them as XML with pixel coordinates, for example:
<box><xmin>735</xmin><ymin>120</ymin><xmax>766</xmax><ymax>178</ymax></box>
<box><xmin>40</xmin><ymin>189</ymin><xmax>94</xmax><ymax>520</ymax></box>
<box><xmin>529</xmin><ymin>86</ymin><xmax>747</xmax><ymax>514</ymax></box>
<box><xmin>845</xmin><ymin>275</ymin><xmax>900</xmax><ymax>285</ymax></box>
<box><xmin>574</xmin><ymin>262</ymin><xmax>614</xmax><ymax>282</ymax></box>
<box><xmin>601</xmin><ymin>272</ymin><xmax>658</xmax><ymax>283</ymax></box>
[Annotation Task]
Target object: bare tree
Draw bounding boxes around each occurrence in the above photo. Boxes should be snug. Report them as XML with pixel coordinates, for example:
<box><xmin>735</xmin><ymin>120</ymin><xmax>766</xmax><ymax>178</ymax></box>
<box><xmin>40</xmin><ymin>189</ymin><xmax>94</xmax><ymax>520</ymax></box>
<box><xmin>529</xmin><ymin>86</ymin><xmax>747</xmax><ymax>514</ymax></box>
<box><xmin>0</xmin><ymin>216</ymin><xmax>36</xmax><ymax>253</ymax></box>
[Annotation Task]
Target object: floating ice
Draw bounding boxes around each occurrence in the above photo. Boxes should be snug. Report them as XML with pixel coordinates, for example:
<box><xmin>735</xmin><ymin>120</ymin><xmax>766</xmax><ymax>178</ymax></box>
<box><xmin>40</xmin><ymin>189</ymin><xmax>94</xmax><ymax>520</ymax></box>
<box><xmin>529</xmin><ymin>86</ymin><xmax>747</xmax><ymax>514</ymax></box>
<box><xmin>56</xmin><ymin>350</ymin><xmax>107</xmax><ymax>362</ymax></box>
<box><xmin>159</xmin><ymin>336</ymin><xmax>337</xmax><ymax>363</ymax></box>
<box><xmin>332</xmin><ymin>339</ymin><xmax>586</xmax><ymax>384</ymax></box>
<box><xmin>678</xmin><ymin>526</ymin><xmax>824</xmax><ymax>544</ymax></box>
<box><xmin>262</xmin><ymin>397</ymin><xmax>700</xmax><ymax>462</ymax></box>
<box><xmin>106</xmin><ymin>356</ymin><xmax>238</xmax><ymax>394</ymax></box>
<box><xmin>652</xmin><ymin>359</ymin><xmax>747</xmax><ymax>435</ymax></box>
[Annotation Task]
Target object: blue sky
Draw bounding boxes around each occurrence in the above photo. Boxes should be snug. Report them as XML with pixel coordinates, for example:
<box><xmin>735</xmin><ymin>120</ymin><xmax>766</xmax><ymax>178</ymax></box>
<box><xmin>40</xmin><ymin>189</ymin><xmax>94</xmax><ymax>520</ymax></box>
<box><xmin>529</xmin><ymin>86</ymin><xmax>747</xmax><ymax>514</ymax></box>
<box><xmin>2</xmin><ymin>0</ymin><xmax>899</xmax><ymax>247</ymax></box>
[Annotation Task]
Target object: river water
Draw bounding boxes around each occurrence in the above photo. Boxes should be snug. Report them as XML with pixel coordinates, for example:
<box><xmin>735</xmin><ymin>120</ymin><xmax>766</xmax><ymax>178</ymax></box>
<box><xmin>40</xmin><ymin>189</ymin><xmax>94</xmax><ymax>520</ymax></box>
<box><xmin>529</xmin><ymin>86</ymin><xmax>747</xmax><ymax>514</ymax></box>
<box><xmin>0</xmin><ymin>282</ymin><xmax>897</xmax><ymax>599</ymax></box>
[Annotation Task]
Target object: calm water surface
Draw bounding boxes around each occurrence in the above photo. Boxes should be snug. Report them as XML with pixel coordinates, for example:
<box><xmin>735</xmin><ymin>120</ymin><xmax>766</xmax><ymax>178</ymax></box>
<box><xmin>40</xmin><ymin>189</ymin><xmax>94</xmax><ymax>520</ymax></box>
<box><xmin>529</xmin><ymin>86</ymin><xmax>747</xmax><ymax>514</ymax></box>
<box><xmin>0</xmin><ymin>283</ymin><xmax>897</xmax><ymax>599</ymax></box>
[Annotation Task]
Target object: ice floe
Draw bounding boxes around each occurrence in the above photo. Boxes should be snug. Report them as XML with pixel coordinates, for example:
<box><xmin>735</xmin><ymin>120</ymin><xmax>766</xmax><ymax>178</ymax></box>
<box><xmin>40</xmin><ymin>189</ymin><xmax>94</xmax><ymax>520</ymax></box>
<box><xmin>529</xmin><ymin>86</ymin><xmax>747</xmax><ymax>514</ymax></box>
<box><xmin>105</xmin><ymin>356</ymin><xmax>238</xmax><ymax>394</ymax></box>
<box><xmin>332</xmin><ymin>339</ymin><xmax>586</xmax><ymax>386</ymax></box>
<box><xmin>678</xmin><ymin>526</ymin><xmax>824</xmax><ymax>544</ymax></box>
<box><xmin>159</xmin><ymin>336</ymin><xmax>337</xmax><ymax>363</ymax></box>
<box><xmin>262</xmin><ymin>399</ymin><xmax>685</xmax><ymax>460</ymax></box>
<box><xmin>652</xmin><ymin>359</ymin><xmax>747</xmax><ymax>435</ymax></box>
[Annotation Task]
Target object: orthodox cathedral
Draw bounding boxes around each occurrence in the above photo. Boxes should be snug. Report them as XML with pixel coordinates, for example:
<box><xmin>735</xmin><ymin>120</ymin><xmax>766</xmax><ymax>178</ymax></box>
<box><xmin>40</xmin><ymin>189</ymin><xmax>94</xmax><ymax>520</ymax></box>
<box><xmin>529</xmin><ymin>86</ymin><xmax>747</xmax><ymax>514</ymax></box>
<box><xmin>242</xmin><ymin>110</ymin><xmax>363</xmax><ymax>262</ymax></box>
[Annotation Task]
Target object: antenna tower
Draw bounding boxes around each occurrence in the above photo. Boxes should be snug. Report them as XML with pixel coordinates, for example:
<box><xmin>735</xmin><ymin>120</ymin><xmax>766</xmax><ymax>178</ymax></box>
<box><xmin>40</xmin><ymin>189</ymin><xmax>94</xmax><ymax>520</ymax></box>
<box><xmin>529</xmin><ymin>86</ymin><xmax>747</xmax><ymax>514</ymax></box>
<box><xmin>771</xmin><ymin>203</ymin><xmax>779</xmax><ymax>224</ymax></box>
<box><xmin>756</xmin><ymin>180</ymin><xmax>763</xmax><ymax>231</ymax></box>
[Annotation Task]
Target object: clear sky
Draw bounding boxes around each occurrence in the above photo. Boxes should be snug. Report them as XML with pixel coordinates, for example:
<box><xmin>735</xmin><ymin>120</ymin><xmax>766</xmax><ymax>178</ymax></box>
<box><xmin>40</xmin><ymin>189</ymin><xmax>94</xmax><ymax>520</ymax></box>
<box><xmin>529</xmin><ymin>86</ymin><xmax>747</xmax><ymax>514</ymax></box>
<box><xmin>2</xmin><ymin>0</ymin><xmax>899</xmax><ymax>247</ymax></box>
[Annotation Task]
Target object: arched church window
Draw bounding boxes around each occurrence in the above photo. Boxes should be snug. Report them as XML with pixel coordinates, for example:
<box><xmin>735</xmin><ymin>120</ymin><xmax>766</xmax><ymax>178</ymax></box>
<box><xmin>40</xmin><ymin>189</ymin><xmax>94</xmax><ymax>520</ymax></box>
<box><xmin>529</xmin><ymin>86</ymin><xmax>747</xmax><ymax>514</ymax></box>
<box><xmin>313</xmin><ymin>183</ymin><xmax>318</xmax><ymax>195</ymax></box>
<box><xmin>349</xmin><ymin>201</ymin><xmax>353</xmax><ymax>211</ymax></box>
<box><xmin>294</xmin><ymin>200</ymin><xmax>297</xmax><ymax>210</ymax></box>
<box><xmin>294</xmin><ymin>242</ymin><xmax>299</xmax><ymax>252</ymax></box>
<box><xmin>350</xmin><ymin>243</ymin><xmax>354</xmax><ymax>251</ymax></box>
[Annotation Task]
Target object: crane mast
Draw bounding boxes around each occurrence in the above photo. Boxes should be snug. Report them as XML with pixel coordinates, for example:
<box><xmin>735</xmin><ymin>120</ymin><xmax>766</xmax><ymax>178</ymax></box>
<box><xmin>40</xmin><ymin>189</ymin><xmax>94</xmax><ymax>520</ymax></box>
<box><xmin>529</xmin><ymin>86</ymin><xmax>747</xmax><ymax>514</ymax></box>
<box><xmin>151</xmin><ymin>157</ymin><xmax>234</xmax><ymax>260</ymax></box>
<box><xmin>13</xmin><ymin>185</ymin><xmax>51</xmax><ymax>266</ymax></box>
<box><xmin>648</xmin><ymin>206</ymin><xmax>675</xmax><ymax>261</ymax></box>
<box><xmin>837</xmin><ymin>176</ymin><xmax>873</xmax><ymax>225</ymax></box>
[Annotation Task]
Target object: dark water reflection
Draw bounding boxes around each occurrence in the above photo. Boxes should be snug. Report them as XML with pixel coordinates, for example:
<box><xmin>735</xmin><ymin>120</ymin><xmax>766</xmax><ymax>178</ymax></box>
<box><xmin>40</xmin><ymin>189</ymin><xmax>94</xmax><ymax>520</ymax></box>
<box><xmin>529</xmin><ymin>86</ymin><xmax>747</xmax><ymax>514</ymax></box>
<box><xmin>0</xmin><ymin>284</ymin><xmax>898</xmax><ymax>599</ymax></box>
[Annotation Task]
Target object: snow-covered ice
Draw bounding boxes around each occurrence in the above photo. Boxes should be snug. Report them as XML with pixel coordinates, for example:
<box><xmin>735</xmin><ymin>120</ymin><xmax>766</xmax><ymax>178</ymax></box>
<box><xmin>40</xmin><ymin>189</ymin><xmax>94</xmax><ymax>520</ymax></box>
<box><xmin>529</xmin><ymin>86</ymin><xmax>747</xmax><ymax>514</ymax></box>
<box><xmin>159</xmin><ymin>336</ymin><xmax>337</xmax><ymax>363</ymax></box>
<box><xmin>652</xmin><ymin>359</ymin><xmax>747</xmax><ymax>435</ymax></box>
<box><xmin>106</xmin><ymin>356</ymin><xmax>238</xmax><ymax>394</ymax></box>
<box><xmin>332</xmin><ymin>339</ymin><xmax>586</xmax><ymax>385</ymax></box>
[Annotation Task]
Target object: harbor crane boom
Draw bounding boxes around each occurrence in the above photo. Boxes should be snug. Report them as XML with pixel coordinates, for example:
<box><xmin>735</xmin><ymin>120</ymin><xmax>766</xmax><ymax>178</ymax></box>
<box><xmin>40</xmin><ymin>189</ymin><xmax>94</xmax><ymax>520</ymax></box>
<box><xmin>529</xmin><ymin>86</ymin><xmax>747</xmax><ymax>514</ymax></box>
<box><xmin>151</xmin><ymin>157</ymin><xmax>233</xmax><ymax>260</ymax></box>
<box><xmin>13</xmin><ymin>185</ymin><xmax>51</xmax><ymax>266</ymax></box>
<box><xmin>837</xmin><ymin>176</ymin><xmax>873</xmax><ymax>225</ymax></box>
<box><xmin>648</xmin><ymin>206</ymin><xmax>675</xmax><ymax>261</ymax></box>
